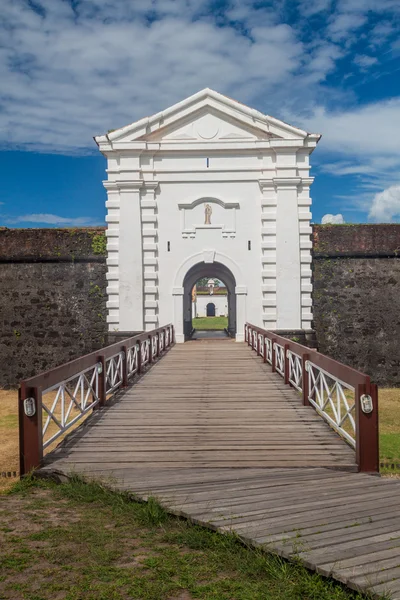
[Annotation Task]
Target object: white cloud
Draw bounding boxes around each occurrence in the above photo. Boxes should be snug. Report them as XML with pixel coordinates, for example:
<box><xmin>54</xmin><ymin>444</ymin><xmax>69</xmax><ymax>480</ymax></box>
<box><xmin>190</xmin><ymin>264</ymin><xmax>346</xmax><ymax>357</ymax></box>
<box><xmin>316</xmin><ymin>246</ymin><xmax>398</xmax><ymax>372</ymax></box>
<box><xmin>5</xmin><ymin>213</ymin><xmax>104</xmax><ymax>226</ymax></box>
<box><xmin>354</xmin><ymin>54</ymin><xmax>378</xmax><ymax>69</ymax></box>
<box><xmin>321</xmin><ymin>213</ymin><xmax>345</xmax><ymax>224</ymax></box>
<box><xmin>298</xmin><ymin>0</ymin><xmax>333</xmax><ymax>17</ymax></box>
<box><xmin>1</xmin><ymin>0</ymin><xmax>394</xmax><ymax>154</ymax></box>
<box><xmin>291</xmin><ymin>98</ymin><xmax>400</xmax><ymax>204</ymax></box>
<box><xmin>327</xmin><ymin>13</ymin><xmax>367</xmax><ymax>41</ymax></box>
<box><xmin>0</xmin><ymin>0</ymin><xmax>399</xmax><ymax>225</ymax></box>
<box><xmin>369</xmin><ymin>185</ymin><xmax>400</xmax><ymax>222</ymax></box>
<box><xmin>304</xmin><ymin>98</ymin><xmax>400</xmax><ymax>158</ymax></box>
<box><xmin>0</xmin><ymin>0</ymin><xmax>314</xmax><ymax>152</ymax></box>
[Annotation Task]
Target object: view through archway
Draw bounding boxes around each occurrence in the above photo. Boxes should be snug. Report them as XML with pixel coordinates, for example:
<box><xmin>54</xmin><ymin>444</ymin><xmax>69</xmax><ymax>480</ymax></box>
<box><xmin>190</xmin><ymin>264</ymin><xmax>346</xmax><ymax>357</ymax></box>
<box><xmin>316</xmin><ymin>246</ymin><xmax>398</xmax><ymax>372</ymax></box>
<box><xmin>193</xmin><ymin>277</ymin><xmax>227</xmax><ymax>331</ymax></box>
<box><xmin>182</xmin><ymin>262</ymin><xmax>237</xmax><ymax>340</ymax></box>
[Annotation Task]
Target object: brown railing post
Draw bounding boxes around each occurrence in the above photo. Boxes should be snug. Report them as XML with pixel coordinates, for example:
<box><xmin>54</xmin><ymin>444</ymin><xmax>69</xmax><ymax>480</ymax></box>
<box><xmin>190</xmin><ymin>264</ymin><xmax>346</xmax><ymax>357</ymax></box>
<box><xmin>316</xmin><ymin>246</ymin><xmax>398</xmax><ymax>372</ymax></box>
<box><xmin>97</xmin><ymin>355</ymin><xmax>106</xmax><ymax>407</ymax></box>
<box><xmin>19</xmin><ymin>384</ymin><xmax>43</xmax><ymax>475</ymax></box>
<box><xmin>302</xmin><ymin>353</ymin><xmax>310</xmax><ymax>406</ymax></box>
<box><xmin>156</xmin><ymin>333</ymin><xmax>160</xmax><ymax>358</ymax></box>
<box><xmin>122</xmin><ymin>345</ymin><xmax>128</xmax><ymax>387</ymax></box>
<box><xmin>271</xmin><ymin>339</ymin><xmax>276</xmax><ymax>372</ymax></box>
<box><xmin>263</xmin><ymin>337</ymin><xmax>268</xmax><ymax>363</ymax></box>
<box><xmin>257</xmin><ymin>334</ymin><xmax>261</xmax><ymax>356</ymax></box>
<box><xmin>137</xmin><ymin>341</ymin><xmax>143</xmax><ymax>374</ymax></box>
<box><xmin>356</xmin><ymin>382</ymin><xmax>379</xmax><ymax>473</ymax></box>
<box><xmin>148</xmin><ymin>335</ymin><xmax>153</xmax><ymax>364</ymax></box>
<box><xmin>284</xmin><ymin>344</ymin><xmax>289</xmax><ymax>384</ymax></box>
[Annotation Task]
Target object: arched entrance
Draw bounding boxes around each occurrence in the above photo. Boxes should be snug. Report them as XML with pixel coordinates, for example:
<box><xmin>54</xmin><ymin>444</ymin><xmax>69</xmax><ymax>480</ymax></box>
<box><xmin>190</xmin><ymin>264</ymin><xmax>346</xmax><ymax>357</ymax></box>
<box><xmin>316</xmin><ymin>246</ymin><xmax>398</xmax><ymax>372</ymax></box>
<box><xmin>206</xmin><ymin>302</ymin><xmax>216</xmax><ymax>317</ymax></box>
<box><xmin>182</xmin><ymin>261</ymin><xmax>237</xmax><ymax>340</ymax></box>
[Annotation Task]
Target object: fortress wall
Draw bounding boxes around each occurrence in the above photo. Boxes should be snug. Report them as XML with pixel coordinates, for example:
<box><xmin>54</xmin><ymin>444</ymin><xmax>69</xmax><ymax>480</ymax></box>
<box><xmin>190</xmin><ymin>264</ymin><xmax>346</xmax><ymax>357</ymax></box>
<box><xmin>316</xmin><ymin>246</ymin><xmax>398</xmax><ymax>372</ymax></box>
<box><xmin>312</xmin><ymin>224</ymin><xmax>400</xmax><ymax>386</ymax></box>
<box><xmin>0</xmin><ymin>228</ymin><xmax>107</xmax><ymax>387</ymax></box>
<box><xmin>1</xmin><ymin>225</ymin><xmax>399</xmax><ymax>387</ymax></box>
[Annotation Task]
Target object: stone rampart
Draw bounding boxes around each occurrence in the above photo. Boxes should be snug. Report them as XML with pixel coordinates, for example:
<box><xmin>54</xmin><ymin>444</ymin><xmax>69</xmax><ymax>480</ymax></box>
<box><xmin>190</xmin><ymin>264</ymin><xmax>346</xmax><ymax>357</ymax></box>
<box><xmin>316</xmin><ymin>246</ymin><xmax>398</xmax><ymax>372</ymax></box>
<box><xmin>0</xmin><ymin>228</ymin><xmax>107</xmax><ymax>387</ymax></box>
<box><xmin>312</xmin><ymin>224</ymin><xmax>400</xmax><ymax>386</ymax></box>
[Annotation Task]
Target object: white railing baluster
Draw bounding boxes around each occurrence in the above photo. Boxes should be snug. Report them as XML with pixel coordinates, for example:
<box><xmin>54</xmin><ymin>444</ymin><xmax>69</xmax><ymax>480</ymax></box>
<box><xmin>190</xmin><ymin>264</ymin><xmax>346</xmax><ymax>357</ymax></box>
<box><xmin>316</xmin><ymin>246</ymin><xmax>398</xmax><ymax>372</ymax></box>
<box><xmin>245</xmin><ymin>323</ymin><xmax>372</xmax><ymax>459</ymax></box>
<box><xmin>20</xmin><ymin>324</ymin><xmax>175</xmax><ymax>474</ymax></box>
<box><xmin>41</xmin><ymin>362</ymin><xmax>101</xmax><ymax>449</ymax></box>
<box><xmin>274</xmin><ymin>343</ymin><xmax>285</xmax><ymax>376</ymax></box>
<box><xmin>307</xmin><ymin>361</ymin><xmax>356</xmax><ymax>447</ymax></box>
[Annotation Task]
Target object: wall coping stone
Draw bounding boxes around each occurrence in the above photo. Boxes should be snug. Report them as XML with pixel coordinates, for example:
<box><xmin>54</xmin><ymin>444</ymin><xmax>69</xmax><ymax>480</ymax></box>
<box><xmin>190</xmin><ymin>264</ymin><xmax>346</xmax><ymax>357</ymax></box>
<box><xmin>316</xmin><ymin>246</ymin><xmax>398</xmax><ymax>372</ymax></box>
<box><xmin>313</xmin><ymin>224</ymin><xmax>400</xmax><ymax>258</ymax></box>
<box><xmin>0</xmin><ymin>227</ymin><xmax>106</xmax><ymax>261</ymax></box>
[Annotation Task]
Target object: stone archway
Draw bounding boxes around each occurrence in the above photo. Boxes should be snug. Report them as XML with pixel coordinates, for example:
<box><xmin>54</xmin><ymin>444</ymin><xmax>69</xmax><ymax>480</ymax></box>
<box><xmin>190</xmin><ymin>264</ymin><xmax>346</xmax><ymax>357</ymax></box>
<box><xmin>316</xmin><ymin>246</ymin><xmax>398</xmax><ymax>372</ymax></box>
<box><xmin>173</xmin><ymin>251</ymin><xmax>247</xmax><ymax>343</ymax></box>
<box><xmin>182</xmin><ymin>261</ymin><xmax>237</xmax><ymax>340</ymax></box>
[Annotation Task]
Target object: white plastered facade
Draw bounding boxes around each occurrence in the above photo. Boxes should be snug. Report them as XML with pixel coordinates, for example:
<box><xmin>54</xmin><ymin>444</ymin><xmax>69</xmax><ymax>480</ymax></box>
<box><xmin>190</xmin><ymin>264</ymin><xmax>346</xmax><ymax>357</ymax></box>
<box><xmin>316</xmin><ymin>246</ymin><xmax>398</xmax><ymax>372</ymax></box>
<box><xmin>95</xmin><ymin>89</ymin><xmax>320</xmax><ymax>343</ymax></box>
<box><xmin>193</xmin><ymin>295</ymin><xmax>228</xmax><ymax>318</ymax></box>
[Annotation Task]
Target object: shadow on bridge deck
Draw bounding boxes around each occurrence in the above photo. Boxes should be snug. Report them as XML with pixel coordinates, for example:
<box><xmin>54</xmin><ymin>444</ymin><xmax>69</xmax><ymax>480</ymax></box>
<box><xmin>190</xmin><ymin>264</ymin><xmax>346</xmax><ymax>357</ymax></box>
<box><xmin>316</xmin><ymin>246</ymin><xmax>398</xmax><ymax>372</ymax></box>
<box><xmin>40</xmin><ymin>342</ymin><xmax>400</xmax><ymax>599</ymax></box>
<box><xmin>190</xmin><ymin>329</ymin><xmax>230</xmax><ymax>340</ymax></box>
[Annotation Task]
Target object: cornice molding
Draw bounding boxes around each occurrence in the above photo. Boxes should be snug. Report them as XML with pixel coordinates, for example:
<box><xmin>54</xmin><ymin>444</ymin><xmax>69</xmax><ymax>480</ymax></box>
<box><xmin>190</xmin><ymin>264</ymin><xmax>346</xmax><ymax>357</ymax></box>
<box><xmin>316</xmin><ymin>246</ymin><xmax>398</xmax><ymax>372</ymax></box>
<box><xmin>273</xmin><ymin>177</ymin><xmax>302</xmax><ymax>189</ymax></box>
<box><xmin>103</xmin><ymin>180</ymin><xmax>144</xmax><ymax>192</ymax></box>
<box><xmin>258</xmin><ymin>179</ymin><xmax>275</xmax><ymax>190</ymax></box>
<box><xmin>142</xmin><ymin>180</ymin><xmax>160</xmax><ymax>190</ymax></box>
<box><xmin>299</xmin><ymin>177</ymin><xmax>315</xmax><ymax>186</ymax></box>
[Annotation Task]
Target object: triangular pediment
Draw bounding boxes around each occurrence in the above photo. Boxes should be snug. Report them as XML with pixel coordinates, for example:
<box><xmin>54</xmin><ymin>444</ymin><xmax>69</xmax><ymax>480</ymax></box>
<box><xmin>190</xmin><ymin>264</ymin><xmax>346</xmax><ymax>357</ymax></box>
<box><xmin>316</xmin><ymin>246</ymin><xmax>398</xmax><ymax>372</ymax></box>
<box><xmin>95</xmin><ymin>89</ymin><xmax>320</xmax><ymax>148</ymax></box>
<box><xmin>139</xmin><ymin>106</ymin><xmax>272</xmax><ymax>142</ymax></box>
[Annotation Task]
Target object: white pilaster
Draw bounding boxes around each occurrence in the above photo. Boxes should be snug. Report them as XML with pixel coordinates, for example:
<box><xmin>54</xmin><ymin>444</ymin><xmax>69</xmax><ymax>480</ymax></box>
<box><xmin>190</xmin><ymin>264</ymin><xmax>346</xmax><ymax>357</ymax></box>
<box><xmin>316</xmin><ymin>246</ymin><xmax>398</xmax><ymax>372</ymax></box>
<box><xmin>259</xmin><ymin>179</ymin><xmax>277</xmax><ymax>329</ymax></box>
<box><xmin>104</xmin><ymin>182</ymin><xmax>120</xmax><ymax>327</ymax></box>
<box><xmin>274</xmin><ymin>177</ymin><xmax>302</xmax><ymax>329</ymax></box>
<box><xmin>235</xmin><ymin>286</ymin><xmax>247</xmax><ymax>342</ymax></box>
<box><xmin>118</xmin><ymin>181</ymin><xmax>144</xmax><ymax>331</ymax></box>
<box><xmin>172</xmin><ymin>287</ymin><xmax>184</xmax><ymax>343</ymax></box>
<box><xmin>141</xmin><ymin>181</ymin><xmax>159</xmax><ymax>331</ymax></box>
<box><xmin>298</xmin><ymin>177</ymin><xmax>314</xmax><ymax>329</ymax></box>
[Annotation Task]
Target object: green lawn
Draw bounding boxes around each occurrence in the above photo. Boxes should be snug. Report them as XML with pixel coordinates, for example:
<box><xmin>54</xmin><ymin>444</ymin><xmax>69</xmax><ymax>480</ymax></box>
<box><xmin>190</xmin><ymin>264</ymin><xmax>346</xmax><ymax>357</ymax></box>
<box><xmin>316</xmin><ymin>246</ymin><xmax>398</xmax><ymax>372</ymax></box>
<box><xmin>192</xmin><ymin>316</ymin><xmax>228</xmax><ymax>330</ymax></box>
<box><xmin>379</xmin><ymin>388</ymin><xmax>400</xmax><ymax>473</ymax></box>
<box><xmin>0</xmin><ymin>476</ymin><xmax>373</xmax><ymax>600</ymax></box>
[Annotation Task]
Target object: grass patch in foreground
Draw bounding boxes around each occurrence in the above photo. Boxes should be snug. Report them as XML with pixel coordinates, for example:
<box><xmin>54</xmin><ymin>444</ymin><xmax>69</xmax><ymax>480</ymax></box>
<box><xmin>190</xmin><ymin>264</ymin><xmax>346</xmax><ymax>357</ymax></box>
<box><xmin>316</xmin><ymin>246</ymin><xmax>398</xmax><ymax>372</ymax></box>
<box><xmin>0</xmin><ymin>390</ymin><xmax>19</xmax><ymax>492</ymax></box>
<box><xmin>192</xmin><ymin>316</ymin><xmax>228</xmax><ymax>330</ymax></box>
<box><xmin>0</xmin><ymin>475</ymin><xmax>376</xmax><ymax>600</ymax></box>
<box><xmin>379</xmin><ymin>388</ymin><xmax>400</xmax><ymax>474</ymax></box>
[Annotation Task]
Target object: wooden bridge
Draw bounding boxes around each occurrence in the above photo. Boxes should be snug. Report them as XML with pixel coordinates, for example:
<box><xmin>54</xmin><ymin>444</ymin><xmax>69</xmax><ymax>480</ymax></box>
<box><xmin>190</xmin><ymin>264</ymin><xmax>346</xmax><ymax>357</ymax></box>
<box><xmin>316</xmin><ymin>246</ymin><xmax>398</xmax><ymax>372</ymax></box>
<box><xmin>19</xmin><ymin>325</ymin><xmax>400</xmax><ymax>599</ymax></box>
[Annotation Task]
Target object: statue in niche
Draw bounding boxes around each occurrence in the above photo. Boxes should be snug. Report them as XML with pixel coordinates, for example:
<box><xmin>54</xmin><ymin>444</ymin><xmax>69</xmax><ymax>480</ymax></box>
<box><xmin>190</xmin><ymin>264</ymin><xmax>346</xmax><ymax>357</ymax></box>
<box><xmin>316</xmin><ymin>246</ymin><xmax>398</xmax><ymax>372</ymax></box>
<box><xmin>204</xmin><ymin>203</ymin><xmax>212</xmax><ymax>225</ymax></box>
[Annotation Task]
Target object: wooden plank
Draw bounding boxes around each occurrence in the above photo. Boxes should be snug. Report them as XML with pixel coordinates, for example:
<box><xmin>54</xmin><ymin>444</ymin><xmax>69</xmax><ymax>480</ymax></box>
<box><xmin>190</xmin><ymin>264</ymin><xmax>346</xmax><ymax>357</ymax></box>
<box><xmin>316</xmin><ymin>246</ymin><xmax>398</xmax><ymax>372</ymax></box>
<box><xmin>38</xmin><ymin>341</ymin><xmax>400</xmax><ymax>598</ymax></box>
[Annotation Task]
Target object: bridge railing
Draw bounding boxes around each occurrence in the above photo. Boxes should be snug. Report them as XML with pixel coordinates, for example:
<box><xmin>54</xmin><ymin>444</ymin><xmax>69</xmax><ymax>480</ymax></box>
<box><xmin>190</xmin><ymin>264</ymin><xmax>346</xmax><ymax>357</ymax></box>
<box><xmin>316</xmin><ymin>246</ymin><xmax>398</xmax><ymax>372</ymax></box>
<box><xmin>19</xmin><ymin>324</ymin><xmax>174</xmax><ymax>475</ymax></box>
<box><xmin>245</xmin><ymin>323</ymin><xmax>379</xmax><ymax>473</ymax></box>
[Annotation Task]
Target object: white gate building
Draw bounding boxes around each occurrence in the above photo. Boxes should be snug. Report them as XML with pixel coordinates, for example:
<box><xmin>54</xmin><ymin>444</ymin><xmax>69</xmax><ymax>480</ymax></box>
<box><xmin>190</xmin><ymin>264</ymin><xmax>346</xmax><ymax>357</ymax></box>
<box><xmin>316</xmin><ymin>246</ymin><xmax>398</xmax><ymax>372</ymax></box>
<box><xmin>95</xmin><ymin>89</ymin><xmax>320</xmax><ymax>342</ymax></box>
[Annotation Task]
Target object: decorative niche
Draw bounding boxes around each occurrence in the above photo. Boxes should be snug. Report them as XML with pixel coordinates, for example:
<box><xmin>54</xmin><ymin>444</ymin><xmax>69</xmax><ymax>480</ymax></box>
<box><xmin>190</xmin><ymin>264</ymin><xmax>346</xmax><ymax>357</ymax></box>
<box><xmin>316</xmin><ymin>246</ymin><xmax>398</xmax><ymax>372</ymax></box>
<box><xmin>178</xmin><ymin>197</ymin><xmax>239</xmax><ymax>239</ymax></box>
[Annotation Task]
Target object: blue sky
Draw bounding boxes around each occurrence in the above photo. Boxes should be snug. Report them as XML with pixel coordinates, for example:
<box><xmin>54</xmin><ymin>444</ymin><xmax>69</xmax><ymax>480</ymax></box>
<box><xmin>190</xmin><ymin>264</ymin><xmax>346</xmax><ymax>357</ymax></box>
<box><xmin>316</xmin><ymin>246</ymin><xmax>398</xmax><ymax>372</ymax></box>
<box><xmin>1</xmin><ymin>0</ymin><xmax>400</xmax><ymax>226</ymax></box>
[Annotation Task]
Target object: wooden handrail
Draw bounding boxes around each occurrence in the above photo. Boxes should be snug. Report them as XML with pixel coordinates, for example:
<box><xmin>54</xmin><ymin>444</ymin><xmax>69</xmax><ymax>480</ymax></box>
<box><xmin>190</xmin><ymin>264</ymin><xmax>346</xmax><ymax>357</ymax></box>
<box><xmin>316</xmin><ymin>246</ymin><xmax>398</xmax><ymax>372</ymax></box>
<box><xmin>19</xmin><ymin>324</ymin><xmax>174</xmax><ymax>475</ymax></box>
<box><xmin>245</xmin><ymin>323</ymin><xmax>379</xmax><ymax>473</ymax></box>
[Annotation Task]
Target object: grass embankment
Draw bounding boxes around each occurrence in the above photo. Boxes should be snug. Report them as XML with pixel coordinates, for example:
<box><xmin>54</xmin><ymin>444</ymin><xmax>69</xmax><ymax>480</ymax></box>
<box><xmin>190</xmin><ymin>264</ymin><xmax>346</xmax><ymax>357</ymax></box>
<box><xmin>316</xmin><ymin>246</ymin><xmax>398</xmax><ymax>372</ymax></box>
<box><xmin>0</xmin><ymin>391</ymin><xmax>18</xmax><ymax>493</ymax></box>
<box><xmin>192</xmin><ymin>317</ymin><xmax>228</xmax><ymax>330</ymax></box>
<box><xmin>0</xmin><ymin>390</ymin><xmax>90</xmax><ymax>492</ymax></box>
<box><xmin>379</xmin><ymin>388</ymin><xmax>400</xmax><ymax>473</ymax></box>
<box><xmin>0</xmin><ymin>475</ymin><xmax>375</xmax><ymax>600</ymax></box>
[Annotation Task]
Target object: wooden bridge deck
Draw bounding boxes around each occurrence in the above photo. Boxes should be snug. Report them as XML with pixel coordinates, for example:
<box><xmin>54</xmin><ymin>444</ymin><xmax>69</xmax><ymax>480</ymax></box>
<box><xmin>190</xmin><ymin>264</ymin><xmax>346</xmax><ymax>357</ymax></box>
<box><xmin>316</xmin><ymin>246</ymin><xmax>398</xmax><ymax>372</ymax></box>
<box><xmin>41</xmin><ymin>341</ymin><xmax>400</xmax><ymax>599</ymax></box>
